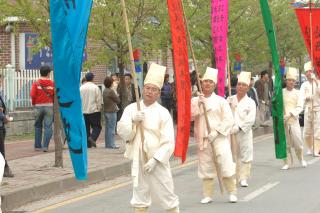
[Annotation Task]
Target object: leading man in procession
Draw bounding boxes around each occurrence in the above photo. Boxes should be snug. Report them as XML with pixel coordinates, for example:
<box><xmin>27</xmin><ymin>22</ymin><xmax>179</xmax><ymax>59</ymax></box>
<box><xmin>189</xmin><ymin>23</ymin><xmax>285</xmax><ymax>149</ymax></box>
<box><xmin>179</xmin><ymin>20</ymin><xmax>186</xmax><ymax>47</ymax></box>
<box><xmin>117</xmin><ymin>63</ymin><xmax>179</xmax><ymax>213</ymax></box>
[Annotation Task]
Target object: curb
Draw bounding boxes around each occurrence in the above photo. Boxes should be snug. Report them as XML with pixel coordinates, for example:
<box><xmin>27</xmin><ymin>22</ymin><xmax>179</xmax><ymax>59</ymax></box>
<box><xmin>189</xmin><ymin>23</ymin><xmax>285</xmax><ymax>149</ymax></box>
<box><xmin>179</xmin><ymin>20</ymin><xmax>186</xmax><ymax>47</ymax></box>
<box><xmin>2</xmin><ymin>127</ymin><xmax>273</xmax><ymax>211</ymax></box>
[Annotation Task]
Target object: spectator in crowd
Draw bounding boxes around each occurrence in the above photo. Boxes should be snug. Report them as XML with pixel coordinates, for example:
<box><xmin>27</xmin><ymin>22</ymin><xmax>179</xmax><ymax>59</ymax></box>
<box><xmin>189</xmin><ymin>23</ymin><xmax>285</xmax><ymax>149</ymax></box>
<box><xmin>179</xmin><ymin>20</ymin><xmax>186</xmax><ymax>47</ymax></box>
<box><xmin>80</xmin><ymin>72</ymin><xmax>102</xmax><ymax>148</ymax></box>
<box><xmin>247</xmin><ymin>77</ymin><xmax>259</xmax><ymax>128</ymax></box>
<box><xmin>81</xmin><ymin>76</ymin><xmax>87</xmax><ymax>85</ymax></box>
<box><xmin>161</xmin><ymin>74</ymin><xmax>173</xmax><ymax>112</ymax></box>
<box><xmin>30</xmin><ymin>66</ymin><xmax>54</xmax><ymax>152</ymax></box>
<box><xmin>111</xmin><ymin>73</ymin><xmax>120</xmax><ymax>95</ymax></box>
<box><xmin>170</xmin><ymin>81</ymin><xmax>177</xmax><ymax>123</ymax></box>
<box><xmin>254</xmin><ymin>70</ymin><xmax>271</xmax><ymax>126</ymax></box>
<box><xmin>103</xmin><ymin>76</ymin><xmax>120</xmax><ymax>149</ymax></box>
<box><xmin>247</xmin><ymin>78</ymin><xmax>259</xmax><ymax>107</ymax></box>
<box><xmin>117</xmin><ymin>73</ymin><xmax>140</xmax><ymax>120</ymax></box>
<box><xmin>190</xmin><ymin>70</ymin><xmax>199</xmax><ymax>98</ymax></box>
<box><xmin>0</xmin><ymin>92</ymin><xmax>13</xmax><ymax>177</ymax></box>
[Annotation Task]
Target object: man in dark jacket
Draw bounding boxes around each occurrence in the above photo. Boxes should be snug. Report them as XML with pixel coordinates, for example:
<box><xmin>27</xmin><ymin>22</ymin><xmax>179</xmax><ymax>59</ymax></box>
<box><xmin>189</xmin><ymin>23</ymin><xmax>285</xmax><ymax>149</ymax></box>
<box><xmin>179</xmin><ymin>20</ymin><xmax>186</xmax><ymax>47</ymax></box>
<box><xmin>254</xmin><ymin>70</ymin><xmax>271</xmax><ymax>126</ymax></box>
<box><xmin>0</xmin><ymin>92</ymin><xmax>13</xmax><ymax>177</ymax></box>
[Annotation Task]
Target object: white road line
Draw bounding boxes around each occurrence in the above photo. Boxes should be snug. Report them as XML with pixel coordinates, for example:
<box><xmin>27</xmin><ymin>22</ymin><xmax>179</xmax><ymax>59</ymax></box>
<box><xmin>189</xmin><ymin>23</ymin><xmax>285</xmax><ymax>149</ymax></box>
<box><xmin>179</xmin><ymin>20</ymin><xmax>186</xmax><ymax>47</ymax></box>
<box><xmin>307</xmin><ymin>157</ymin><xmax>320</xmax><ymax>165</ymax></box>
<box><xmin>241</xmin><ymin>181</ymin><xmax>280</xmax><ymax>202</ymax></box>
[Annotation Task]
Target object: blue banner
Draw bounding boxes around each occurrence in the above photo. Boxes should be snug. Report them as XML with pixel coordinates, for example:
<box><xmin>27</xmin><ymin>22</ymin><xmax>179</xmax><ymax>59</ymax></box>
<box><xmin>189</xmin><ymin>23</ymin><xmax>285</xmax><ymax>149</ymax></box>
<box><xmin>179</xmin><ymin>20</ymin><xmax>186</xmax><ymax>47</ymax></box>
<box><xmin>50</xmin><ymin>0</ymin><xmax>93</xmax><ymax>180</ymax></box>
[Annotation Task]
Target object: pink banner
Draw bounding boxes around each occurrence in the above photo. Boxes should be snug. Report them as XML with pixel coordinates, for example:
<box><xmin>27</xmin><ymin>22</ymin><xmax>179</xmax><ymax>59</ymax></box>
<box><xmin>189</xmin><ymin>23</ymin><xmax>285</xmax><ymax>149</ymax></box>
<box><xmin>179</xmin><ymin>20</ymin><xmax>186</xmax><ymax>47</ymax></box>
<box><xmin>211</xmin><ymin>0</ymin><xmax>228</xmax><ymax>96</ymax></box>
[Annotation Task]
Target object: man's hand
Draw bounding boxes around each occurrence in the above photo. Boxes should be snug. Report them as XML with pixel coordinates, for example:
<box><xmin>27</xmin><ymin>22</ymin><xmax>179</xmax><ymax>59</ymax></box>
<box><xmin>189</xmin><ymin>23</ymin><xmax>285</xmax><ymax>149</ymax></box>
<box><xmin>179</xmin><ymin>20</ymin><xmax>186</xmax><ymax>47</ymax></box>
<box><xmin>230</xmin><ymin>125</ymin><xmax>240</xmax><ymax>134</ymax></box>
<box><xmin>198</xmin><ymin>93</ymin><xmax>206</xmax><ymax>104</ymax></box>
<box><xmin>305</xmin><ymin>95</ymin><xmax>313</xmax><ymax>102</ymax></box>
<box><xmin>208</xmin><ymin>130</ymin><xmax>219</xmax><ymax>142</ymax></box>
<box><xmin>283</xmin><ymin>114</ymin><xmax>290</xmax><ymax>122</ymax></box>
<box><xmin>132</xmin><ymin>111</ymin><xmax>145</xmax><ymax>123</ymax></box>
<box><xmin>144</xmin><ymin>158</ymin><xmax>158</xmax><ymax>173</ymax></box>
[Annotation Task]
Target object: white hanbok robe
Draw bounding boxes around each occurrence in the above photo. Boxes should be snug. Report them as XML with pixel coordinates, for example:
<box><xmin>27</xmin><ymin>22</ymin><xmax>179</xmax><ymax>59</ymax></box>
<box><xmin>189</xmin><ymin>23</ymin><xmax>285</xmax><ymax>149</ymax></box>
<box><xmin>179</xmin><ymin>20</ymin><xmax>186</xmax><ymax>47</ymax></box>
<box><xmin>228</xmin><ymin>95</ymin><xmax>256</xmax><ymax>163</ymax></box>
<box><xmin>299</xmin><ymin>80</ymin><xmax>320</xmax><ymax>141</ymax></box>
<box><xmin>283</xmin><ymin>88</ymin><xmax>304</xmax><ymax>151</ymax></box>
<box><xmin>191</xmin><ymin>93</ymin><xmax>236</xmax><ymax>179</ymax></box>
<box><xmin>117</xmin><ymin>101</ymin><xmax>179</xmax><ymax>209</ymax></box>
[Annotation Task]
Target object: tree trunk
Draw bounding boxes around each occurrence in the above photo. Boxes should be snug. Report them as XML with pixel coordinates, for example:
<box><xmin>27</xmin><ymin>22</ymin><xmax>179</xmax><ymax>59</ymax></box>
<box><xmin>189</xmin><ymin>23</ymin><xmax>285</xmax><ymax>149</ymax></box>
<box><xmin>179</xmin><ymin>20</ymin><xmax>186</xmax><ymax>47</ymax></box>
<box><xmin>53</xmin><ymin>90</ymin><xmax>63</xmax><ymax>167</ymax></box>
<box><xmin>118</xmin><ymin>57</ymin><xmax>128</xmax><ymax>106</ymax></box>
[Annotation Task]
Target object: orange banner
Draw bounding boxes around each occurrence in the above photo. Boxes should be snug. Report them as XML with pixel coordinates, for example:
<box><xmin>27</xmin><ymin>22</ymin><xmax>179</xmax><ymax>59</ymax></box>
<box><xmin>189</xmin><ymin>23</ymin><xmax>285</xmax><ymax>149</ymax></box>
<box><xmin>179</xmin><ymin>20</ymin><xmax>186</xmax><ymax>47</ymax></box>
<box><xmin>167</xmin><ymin>0</ymin><xmax>191</xmax><ymax>162</ymax></box>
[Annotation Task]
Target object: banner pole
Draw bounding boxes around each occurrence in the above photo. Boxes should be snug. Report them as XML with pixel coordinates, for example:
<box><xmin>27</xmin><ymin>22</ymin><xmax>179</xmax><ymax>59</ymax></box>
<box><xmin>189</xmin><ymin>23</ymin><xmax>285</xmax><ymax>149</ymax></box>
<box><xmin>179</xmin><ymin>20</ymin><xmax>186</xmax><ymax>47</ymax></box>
<box><xmin>120</xmin><ymin>0</ymin><xmax>148</xmax><ymax>162</ymax></box>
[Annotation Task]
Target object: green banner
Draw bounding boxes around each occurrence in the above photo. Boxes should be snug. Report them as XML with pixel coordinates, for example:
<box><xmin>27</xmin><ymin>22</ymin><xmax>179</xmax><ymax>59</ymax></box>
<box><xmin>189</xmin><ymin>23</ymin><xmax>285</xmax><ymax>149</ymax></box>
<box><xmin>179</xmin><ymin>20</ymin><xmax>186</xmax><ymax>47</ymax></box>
<box><xmin>259</xmin><ymin>0</ymin><xmax>287</xmax><ymax>159</ymax></box>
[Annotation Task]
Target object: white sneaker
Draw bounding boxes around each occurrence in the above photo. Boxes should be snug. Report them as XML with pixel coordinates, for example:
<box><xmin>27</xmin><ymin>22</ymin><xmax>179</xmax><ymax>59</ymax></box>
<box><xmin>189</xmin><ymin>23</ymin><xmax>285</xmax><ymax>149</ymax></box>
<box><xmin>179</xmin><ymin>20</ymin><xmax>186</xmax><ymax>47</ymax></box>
<box><xmin>239</xmin><ymin>179</ymin><xmax>248</xmax><ymax>187</ymax></box>
<box><xmin>307</xmin><ymin>149</ymin><xmax>312</xmax><ymax>155</ymax></box>
<box><xmin>314</xmin><ymin>153</ymin><xmax>320</xmax><ymax>157</ymax></box>
<box><xmin>301</xmin><ymin>160</ymin><xmax>307</xmax><ymax>168</ymax></box>
<box><xmin>200</xmin><ymin>197</ymin><xmax>213</xmax><ymax>204</ymax></box>
<box><xmin>281</xmin><ymin>164</ymin><xmax>289</xmax><ymax>170</ymax></box>
<box><xmin>229</xmin><ymin>194</ymin><xmax>238</xmax><ymax>203</ymax></box>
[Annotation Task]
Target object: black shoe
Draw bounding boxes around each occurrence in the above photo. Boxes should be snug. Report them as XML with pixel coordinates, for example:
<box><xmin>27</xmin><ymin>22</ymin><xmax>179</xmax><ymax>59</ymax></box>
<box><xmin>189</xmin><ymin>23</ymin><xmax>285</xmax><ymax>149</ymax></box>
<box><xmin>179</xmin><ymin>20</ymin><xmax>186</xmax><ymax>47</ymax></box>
<box><xmin>4</xmin><ymin>167</ymin><xmax>14</xmax><ymax>178</ymax></box>
<box><xmin>88</xmin><ymin>137</ymin><xmax>96</xmax><ymax>148</ymax></box>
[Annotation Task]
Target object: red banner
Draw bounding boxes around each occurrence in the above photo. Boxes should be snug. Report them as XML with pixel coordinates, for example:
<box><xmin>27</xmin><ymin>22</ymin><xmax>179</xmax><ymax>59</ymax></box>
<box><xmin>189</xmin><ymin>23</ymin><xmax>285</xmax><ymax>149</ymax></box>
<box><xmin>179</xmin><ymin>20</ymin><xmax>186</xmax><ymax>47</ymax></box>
<box><xmin>167</xmin><ymin>0</ymin><xmax>191</xmax><ymax>163</ymax></box>
<box><xmin>295</xmin><ymin>8</ymin><xmax>320</xmax><ymax>76</ymax></box>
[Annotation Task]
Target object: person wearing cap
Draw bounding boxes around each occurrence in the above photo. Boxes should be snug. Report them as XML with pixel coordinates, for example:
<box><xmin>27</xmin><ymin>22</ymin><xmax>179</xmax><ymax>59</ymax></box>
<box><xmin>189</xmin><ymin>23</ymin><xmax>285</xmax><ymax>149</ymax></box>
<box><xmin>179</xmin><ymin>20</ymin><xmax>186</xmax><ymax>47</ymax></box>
<box><xmin>281</xmin><ymin>67</ymin><xmax>307</xmax><ymax>169</ymax></box>
<box><xmin>80</xmin><ymin>72</ymin><xmax>102</xmax><ymax>148</ymax></box>
<box><xmin>30</xmin><ymin>65</ymin><xmax>54</xmax><ymax>153</ymax></box>
<box><xmin>191</xmin><ymin>67</ymin><xmax>237</xmax><ymax>203</ymax></box>
<box><xmin>299</xmin><ymin>61</ymin><xmax>320</xmax><ymax>156</ymax></box>
<box><xmin>117</xmin><ymin>63</ymin><xmax>179</xmax><ymax>213</ymax></box>
<box><xmin>227</xmin><ymin>71</ymin><xmax>256</xmax><ymax>187</ymax></box>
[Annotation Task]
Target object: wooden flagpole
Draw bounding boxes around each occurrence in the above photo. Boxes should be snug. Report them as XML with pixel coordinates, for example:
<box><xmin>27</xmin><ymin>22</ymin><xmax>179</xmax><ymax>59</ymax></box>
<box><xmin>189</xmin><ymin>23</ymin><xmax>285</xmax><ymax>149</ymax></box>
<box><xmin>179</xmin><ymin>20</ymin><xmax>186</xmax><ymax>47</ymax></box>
<box><xmin>120</xmin><ymin>0</ymin><xmax>148</xmax><ymax>162</ymax></box>
<box><xmin>181</xmin><ymin>1</ymin><xmax>224</xmax><ymax>195</ymax></box>
<box><xmin>226</xmin><ymin>47</ymin><xmax>237</xmax><ymax>163</ymax></box>
<box><xmin>309</xmin><ymin>1</ymin><xmax>316</xmax><ymax>156</ymax></box>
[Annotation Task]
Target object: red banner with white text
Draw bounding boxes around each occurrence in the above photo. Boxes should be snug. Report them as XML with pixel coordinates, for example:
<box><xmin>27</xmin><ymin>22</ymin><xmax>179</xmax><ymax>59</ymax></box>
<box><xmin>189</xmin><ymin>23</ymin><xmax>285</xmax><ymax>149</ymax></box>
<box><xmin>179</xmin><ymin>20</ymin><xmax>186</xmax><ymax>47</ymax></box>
<box><xmin>167</xmin><ymin>0</ymin><xmax>191</xmax><ymax>163</ymax></box>
<box><xmin>295</xmin><ymin>8</ymin><xmax>320</xmax><ymax>76</ymax></box>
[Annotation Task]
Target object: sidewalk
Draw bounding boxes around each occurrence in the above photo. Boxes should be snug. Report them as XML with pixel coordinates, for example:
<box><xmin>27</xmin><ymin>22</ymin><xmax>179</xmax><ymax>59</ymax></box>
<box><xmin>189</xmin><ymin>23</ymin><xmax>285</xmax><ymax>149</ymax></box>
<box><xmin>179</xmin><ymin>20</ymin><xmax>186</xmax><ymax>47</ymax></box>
<box><xmin>0</xmin><ymin>127</ymin><xmax>273</xmax><ymax>211</ymax></box>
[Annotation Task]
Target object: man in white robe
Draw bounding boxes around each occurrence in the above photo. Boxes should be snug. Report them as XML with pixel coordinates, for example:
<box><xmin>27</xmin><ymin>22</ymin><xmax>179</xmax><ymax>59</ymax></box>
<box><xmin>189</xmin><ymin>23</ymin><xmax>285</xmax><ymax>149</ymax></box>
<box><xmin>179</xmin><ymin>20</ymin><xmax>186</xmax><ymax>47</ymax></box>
<box><xmin>191</xmin><ymin>67</ymin><xmax>237</xmax><ymax>204</ymax></box>
<box><xmin>117</xmin><ymin>63</ymin><xmax>179</xmax><ymax>213</ymax></box>
<box><xmin>299</xmin><ymin>61</ymin><xmax>320</xmax><ymax>156</ymax></box>
<box><xmin>281</xmin><ymin>67</ymin><xmax>307</xmax><ymax>169</ymax></box>
<box><xmin>228</xmin><ymin>71</ymin><xmax>256</xmax><ymax>187</ymax></box>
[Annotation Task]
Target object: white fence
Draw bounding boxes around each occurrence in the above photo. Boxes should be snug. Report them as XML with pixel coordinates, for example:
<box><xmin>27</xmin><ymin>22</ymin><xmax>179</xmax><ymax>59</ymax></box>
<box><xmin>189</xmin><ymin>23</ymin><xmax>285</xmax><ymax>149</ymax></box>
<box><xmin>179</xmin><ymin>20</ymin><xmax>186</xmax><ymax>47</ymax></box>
<box><xmin>0</xmin><ymin>65</ymin><xmax>86</xmax><ymax>111</ymax></box>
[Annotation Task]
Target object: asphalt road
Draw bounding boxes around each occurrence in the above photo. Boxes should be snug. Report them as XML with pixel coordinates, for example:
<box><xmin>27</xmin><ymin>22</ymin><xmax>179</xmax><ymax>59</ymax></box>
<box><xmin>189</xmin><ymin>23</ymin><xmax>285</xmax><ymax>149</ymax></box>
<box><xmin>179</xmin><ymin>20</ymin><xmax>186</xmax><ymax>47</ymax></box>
<box><xmin>22</xmin><ymin>134</ymin><xmax>320</xmax><ymax>213</ymax></box>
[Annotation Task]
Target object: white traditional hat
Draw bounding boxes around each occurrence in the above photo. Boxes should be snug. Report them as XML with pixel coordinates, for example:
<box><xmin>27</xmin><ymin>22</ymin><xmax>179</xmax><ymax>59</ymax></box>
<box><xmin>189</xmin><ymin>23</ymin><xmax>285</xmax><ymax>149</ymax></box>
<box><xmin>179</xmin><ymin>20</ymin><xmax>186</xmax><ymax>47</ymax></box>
<box><xmin>286</xmin><ymin>67</ymin><xmax>298</xmax><ymax>80</ymax></box>
<box><xmin>202</xmin><ymin>67</ymin><xmax>218</xmax><ymax>84</ymax></box>
<box><xmin>238</xmin><ymin>71</ymin><xmax>251</xmax><ymax>86</ymax></box>
<box><xmin>144</xmin><ymin>63</ymin><xmax>166</xmax><ymax>89</ymax></box>
<box><xmin>304</xmin><ymin>61</ymin><xmax>313</xmax><ymax>72</ymax></box>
